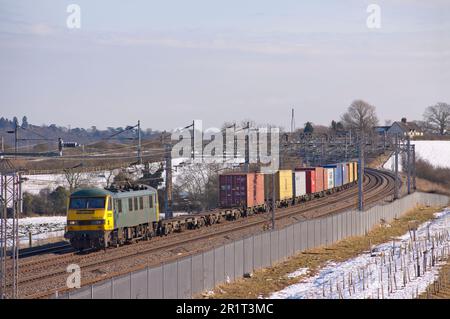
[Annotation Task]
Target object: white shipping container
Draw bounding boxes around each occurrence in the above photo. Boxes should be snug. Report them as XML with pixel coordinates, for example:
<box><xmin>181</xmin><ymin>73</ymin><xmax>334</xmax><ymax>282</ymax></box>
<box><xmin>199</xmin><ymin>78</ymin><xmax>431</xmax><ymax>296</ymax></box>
<box><xmin>294</xmin><ymin>171</ymin><xmax>306</xmax><ymax>197</ymax></box>
<box><xmin>326</xmin><ymin>168</ymin><xmax>334</xmax><ymax>189</ymax></box>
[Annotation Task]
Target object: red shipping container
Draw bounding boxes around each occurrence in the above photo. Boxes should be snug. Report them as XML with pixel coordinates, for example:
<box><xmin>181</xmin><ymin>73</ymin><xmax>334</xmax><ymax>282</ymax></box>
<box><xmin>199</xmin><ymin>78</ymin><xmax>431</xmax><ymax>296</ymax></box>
<box><xmin>305</xmin><ymin>170</ymin><xmax>316</xmax><ymax>194</ymax></box>
<box><xmin>295</xmin><ymin>168</ymin><xmax>316</xmax><ymax>194</ymax></box>
<box><xmin>219</xmin><ymin>173</ymin><xmax>265</xmax><ymax>208</ymax></box>
<box><xmin>314</xmin><ymin>167</ymin><xmax>325</xmax><ymax>192</ymax></box>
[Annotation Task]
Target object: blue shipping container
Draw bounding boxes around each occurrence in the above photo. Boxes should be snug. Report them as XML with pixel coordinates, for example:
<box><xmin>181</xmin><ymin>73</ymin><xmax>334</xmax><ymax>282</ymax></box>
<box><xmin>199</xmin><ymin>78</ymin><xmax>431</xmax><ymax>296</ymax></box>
<box><xmin>336</xmin><ymin>163</ymin><xmax>343</xmax><ymax>187</ymax></box>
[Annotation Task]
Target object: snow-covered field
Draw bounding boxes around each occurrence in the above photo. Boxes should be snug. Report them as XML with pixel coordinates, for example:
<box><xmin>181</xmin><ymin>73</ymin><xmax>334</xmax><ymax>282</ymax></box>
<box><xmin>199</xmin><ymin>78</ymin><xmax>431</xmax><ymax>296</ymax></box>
<box><xmin>269</xmin><ymin>208</ymin><xmax>450</xmax><ymax>299</ymax></box>
<box><xmin>384</xmin><ymin>140</ymin><xmax>450</xmax><ymax>171</ymax></box>
<box><xmin>2</xmin><ymin>216</ymin><xmax>66</xmax><ymax>247</ymax></box>
<box><xmin>23</xmin><ymin>172</ymin><xmax>108</xmax><ymax>194</ymax></box>
<box><xmin>22</xmin><ymin>165</ymin><xmax>147</xmax><ymax>195</ymax></box>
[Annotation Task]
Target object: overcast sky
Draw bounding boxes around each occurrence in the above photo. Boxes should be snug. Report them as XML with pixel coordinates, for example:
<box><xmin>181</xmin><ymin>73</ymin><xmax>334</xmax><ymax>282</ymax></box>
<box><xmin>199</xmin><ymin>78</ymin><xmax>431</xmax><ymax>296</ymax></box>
<box><xmin>1</xmin><ymin>0</ymin><xmax>449</xmax><ymax>131</ymax></box>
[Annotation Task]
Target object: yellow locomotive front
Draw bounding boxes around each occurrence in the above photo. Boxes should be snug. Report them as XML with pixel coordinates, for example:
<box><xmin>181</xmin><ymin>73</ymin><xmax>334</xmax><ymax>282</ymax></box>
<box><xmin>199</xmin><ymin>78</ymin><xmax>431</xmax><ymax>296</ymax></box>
<box><xmin>65</xmin><ymin>188</ymin><xmax>114</xmax><ymax>250</ymax></box>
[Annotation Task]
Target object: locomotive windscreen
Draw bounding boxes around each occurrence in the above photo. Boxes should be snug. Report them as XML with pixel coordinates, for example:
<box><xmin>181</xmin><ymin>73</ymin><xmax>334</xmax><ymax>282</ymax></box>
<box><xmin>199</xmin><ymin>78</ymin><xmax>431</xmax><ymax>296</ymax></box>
<box><xmin>69</xmin><ymin>197</ymin><xmax>106</xmax><ymax>209</ymax></box>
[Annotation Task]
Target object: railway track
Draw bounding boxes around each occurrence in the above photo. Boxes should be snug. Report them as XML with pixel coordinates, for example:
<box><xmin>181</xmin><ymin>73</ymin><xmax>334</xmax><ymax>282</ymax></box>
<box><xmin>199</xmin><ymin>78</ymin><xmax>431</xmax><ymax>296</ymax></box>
<box><xmin>5</xmin><ymin>169</ymin><xmax>395</xmax><ymax>298</ymax></box>
<box><xmin>18</xmin><ymin>242</ymin><xmax>74</xmax><ymax>259</ymax></box>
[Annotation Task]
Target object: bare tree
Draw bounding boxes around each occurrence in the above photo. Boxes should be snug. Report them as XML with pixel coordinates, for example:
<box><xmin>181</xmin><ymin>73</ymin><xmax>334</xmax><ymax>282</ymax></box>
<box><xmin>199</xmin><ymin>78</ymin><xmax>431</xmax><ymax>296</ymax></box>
<box><xmin>423</xmin><ymin>102</ymin><xmax>450</xmax><ymax>135</ymax></box>
<box><xmin>413</xmin><ymin>120</ymin><xmax>434</xmax><ymax>134</ymax></box>
<box><xmin>63</xmin><ymin>168</ymin><xmax>84</xmax><ymax>192</ymax></box>
<box><xmin>341</xmin><ymin>100</ymin><xmax>379</xmax><ymax>133</ymax></box>
<box><xmin>102</xmin><ymin>167</ymin><xmax>121</xmax><ymax>187</ymax></box>
<box><xmin>175</xmin><ymin>163</ymin><xmax>220</xmax><ymax>211</ymax></box>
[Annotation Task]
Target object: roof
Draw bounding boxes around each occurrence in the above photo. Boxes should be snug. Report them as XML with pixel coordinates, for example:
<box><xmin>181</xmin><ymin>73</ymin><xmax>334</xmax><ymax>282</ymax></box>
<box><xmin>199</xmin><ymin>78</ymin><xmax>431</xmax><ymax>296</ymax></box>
<box><xmin>322</xmin><ymin>164</ymin><xmax>340</xmax><ymax>168</ymax></box>
<box><xmin>390</xmin><ymin>121</ymin><xmax>423</xmax><ymax>133</ymax></box>
<box><xmin>70</xmin><ymin>188</ymin><xmax>111</xmax><ymax>197</ymax></box>
<box><xmin>374</xmin><ymin>126</ymin><xmax>390</xmax><ymax>132</ymax></box>
<box><xmin>70</xmin><ymin>185</ymin><xmax>157</xmax><ymax>198</ymax></box>
<box><xmin>113</xmin><ymin>187</ymin><xmax>156</xmax><ymax>199</ymax></box>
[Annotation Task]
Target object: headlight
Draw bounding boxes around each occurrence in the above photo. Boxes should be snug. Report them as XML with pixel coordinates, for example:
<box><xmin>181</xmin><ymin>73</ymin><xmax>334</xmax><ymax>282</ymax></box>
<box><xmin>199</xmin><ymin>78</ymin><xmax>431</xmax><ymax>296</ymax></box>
<box><xmin>68</xmin><ymin>220</ymin><xmax>77</xmax><ymax>225</ymax></box>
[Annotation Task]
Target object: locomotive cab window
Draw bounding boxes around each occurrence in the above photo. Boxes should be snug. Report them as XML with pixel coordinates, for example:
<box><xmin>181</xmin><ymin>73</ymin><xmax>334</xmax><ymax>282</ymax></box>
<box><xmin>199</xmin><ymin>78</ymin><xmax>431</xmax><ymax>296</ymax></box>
<box><xmin>128</xmin><ymin>198</ymin><xmax>133</xmax><ymax>211</ymax></box>
<box><xmin>117</xmin><ymin>199</ymin><xmax>122</xmax><ymax>213</ymax></box>
<box><xmin>107</xmin><ymin>197</ymin><xmax>112</xmax><ymax>210</ymax></box>
<box><xmin>134</xmin><ymin>197</ymin><xmax>138</xmax><ymax>211</ymax></box>
<box><xmin>139</xmin><ymin>197</ymin><xmax>144</xmax><ymax>210</ymax></box>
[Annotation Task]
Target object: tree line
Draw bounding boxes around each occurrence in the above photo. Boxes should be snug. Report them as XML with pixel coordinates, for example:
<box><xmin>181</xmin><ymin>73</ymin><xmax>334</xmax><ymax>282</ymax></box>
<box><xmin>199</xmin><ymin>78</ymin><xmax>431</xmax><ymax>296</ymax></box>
<box><xmin>0</xmin><ymin>116</ymin><xmax>161</xmax><ymax>150</ymax></box>
<box><xmin>300</xmin><ymin>101</ymin><xmax>450</xmax><ymax>137</ymax></box>
<box><xmin>22</xmin><ymin>186</ymin><xmax>70</xmax><ymax>217</ymax></box>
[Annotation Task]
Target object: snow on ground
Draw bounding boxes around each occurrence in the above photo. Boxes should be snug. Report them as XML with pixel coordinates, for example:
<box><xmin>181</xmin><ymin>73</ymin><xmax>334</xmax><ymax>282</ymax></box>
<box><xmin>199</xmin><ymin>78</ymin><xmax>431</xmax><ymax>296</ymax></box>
<box><xmin>22</xmin><ymin>165</ymin><xmax>148</xmax><ymax>195</ymax></box>
<box><xmin>286</xmin><ymin>268</ymin><xmax>309</xmax><ymax>279</ymax></box>
<box><xmin>22</xmin><ymin>173</ymin><xmax>108</xmax><ymax>194</ymax></box>
<box><xmin>384</xmin><ymin>140</ymin><xmax>450</xmax><ymax>171</ymax></box>
<box><xmin>2</xmin><ymin>216</ymin><xmax>67</xmax><ymax>247</ymax></box>
<box><xmin>159</xmin><ymin>212</ymin><xmax>189</xmax><ymax>219</ymax></box>
<box><xmin>269</xmin><ymin>208</ymin><xmax>450</xmax><ymax>299</ymax></box>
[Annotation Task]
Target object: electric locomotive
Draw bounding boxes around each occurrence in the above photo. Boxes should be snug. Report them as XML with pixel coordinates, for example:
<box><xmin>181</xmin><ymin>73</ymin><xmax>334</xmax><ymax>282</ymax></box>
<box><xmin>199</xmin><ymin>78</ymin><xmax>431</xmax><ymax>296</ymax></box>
<box><xmin>65</xmin><ymin>184</ymin><xmax>159</xmax><ymax>250</ymax></box>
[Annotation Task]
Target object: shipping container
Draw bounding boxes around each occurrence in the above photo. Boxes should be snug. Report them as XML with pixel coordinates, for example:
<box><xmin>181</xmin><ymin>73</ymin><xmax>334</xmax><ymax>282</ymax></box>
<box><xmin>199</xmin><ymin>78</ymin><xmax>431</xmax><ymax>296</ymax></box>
<box><xmin>314</xmin><ymin>167</ymin><xmax>325</xmax><ymax>192</ymax></box>
<box><xmin>219</xmin><ymin>173</ymin><xmax>265</xmax><ymax>208</ymax></box>
<box><xmin>264</xmin><ymin>170</ymin><xmax>293</xmax><ymax>201</ymax></box>
<box><xmin>296</xmin><ymin>168</ymin><xmax>316</xmax><ymax>194</ymax></box>
<box><xmin>335</xmin><ymin>163</ymin><xmax>343</xmax><ymax>187</ymax></box>
<box><xmin>292</xmin><ymin>170</ymin><xmax>306</xmax><ymax>197</ymax></box>
<box><xmin>347</xmin><ymin>162</ymin><xmax>354</xmax><ymax>183</ymax></box>
<box><xmin>323</xmin><ymin>164</ymin><xmax>343</xmax><ymax>187</ymax></box>
<box><xmin>322</xmin><ymin>168</ymin><xmax>334</xmax><ymax>190</ymax></box>
<box><xmin>342</xmin><ymin>162</ymin><xmax>349</xmax><ymax>185</ymax></box>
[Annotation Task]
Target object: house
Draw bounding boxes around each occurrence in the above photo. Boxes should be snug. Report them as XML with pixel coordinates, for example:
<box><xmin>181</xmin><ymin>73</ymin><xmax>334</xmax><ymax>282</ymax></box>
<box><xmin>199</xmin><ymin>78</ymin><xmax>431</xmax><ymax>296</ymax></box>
<box><xmin>387</xmin><ymin>118</ymin><xmax>424</xmax><ymax>138</ymax></box>
<box><xmin>374</xmin><ymin>126</ymin><xmax>390</xmax><ymax>135</ymax></box>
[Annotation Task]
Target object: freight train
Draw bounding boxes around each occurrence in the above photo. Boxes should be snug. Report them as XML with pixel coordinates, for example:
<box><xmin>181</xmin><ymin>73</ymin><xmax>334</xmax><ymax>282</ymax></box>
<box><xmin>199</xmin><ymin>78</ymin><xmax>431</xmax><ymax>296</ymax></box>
<box><xmin>65</xmin><ymin>161</ymin><xmax>359</xmax><ymax>250</ymax></box>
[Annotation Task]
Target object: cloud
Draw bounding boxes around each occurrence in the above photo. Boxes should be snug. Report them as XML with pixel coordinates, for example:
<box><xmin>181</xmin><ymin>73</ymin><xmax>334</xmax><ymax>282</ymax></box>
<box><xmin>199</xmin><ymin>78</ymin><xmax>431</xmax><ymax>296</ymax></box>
<box><xmin>93</xmin><ymin>30</ymin><xmax>320</xmax><ymax>56</ymax></box>
<box><xmin>90</xmin><ymin>28</ymin><xmax>450</xmax><ymax>60</ymax></box>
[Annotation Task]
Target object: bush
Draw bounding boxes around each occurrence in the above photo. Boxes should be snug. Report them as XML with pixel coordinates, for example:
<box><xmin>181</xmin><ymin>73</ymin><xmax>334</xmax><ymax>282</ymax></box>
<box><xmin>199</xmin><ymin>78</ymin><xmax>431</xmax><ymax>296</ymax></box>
<box><xmin>415</xmin><ymin>158</ymin><xmax>450</xmax><ymax>188</ymax></box>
